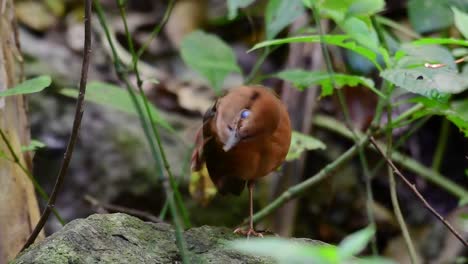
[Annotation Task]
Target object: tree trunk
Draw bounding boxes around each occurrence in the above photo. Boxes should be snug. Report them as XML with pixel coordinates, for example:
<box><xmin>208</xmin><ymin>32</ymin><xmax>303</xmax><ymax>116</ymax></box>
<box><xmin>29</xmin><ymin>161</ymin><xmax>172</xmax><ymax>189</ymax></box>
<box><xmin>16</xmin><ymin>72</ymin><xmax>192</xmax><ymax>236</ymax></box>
<box><xmin>0</xmin><ymin>0</ymin><xmax>43</xmax><ymax>262</ymax></box>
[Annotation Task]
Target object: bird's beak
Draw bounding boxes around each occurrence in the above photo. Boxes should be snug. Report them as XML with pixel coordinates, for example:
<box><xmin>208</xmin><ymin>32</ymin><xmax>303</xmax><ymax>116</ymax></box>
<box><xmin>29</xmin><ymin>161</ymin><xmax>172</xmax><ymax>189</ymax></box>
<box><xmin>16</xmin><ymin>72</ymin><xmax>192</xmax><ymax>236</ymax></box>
<box><xmin>223</xmin><ymin>129</ymin><xmax>240</xmax><ymax>152</ymax></box>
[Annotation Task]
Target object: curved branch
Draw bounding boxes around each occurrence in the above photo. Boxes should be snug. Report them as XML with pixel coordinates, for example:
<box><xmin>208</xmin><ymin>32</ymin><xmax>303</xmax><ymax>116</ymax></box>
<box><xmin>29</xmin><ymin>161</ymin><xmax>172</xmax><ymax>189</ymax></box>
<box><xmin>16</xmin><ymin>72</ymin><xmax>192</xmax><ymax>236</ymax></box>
<box><xmin>20</xmin><ymin>0</ymin><xmax>92</xmax><ymax>252</ymax></box>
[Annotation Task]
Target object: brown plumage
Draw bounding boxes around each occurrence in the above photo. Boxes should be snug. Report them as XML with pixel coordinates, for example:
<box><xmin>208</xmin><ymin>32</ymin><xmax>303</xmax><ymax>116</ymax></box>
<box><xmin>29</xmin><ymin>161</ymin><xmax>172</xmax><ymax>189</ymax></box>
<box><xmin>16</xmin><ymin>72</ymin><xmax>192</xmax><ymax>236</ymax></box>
<box><xmin>191</xmin><ymin>85</ymin><xmax>292</xmax><ymax>236</ymax></box>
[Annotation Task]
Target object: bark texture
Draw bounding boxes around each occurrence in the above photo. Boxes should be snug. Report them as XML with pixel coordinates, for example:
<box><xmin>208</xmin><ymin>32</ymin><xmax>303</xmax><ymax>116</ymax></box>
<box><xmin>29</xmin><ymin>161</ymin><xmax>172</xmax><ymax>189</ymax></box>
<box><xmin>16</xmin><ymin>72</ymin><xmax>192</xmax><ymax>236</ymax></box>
<box><xmin>0</xmin><ymin>0</ymin><xmax>42</xmax><ymax>262</ymax></box>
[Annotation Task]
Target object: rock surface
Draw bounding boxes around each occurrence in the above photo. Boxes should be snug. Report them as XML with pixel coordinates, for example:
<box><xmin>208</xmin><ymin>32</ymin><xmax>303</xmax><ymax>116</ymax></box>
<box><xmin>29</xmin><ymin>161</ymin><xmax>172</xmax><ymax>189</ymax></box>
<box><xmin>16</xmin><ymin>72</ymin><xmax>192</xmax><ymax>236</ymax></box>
<box><xmin>13</xmin><ymin>213</ymin><xmax>321</xmax><ymax>264</ymax></box>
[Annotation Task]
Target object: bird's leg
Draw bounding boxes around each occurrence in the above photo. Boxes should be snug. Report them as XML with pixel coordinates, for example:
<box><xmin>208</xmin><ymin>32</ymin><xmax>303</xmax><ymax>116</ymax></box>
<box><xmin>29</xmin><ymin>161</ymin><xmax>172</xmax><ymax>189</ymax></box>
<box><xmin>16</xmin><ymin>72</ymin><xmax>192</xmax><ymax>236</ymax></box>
<box><xmin>234</xmin><ymin>181</ymin><xmax>263</xmax><ymax>238</ymax></box>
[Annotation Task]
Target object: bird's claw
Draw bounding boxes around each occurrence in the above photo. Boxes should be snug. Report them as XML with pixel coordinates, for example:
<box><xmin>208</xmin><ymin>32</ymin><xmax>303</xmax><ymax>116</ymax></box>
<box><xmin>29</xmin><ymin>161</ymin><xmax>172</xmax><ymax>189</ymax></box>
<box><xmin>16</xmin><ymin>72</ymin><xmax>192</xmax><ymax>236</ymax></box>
<box><xmin>233</xmin><ymin>227</ymin><xmax>264</xmax><ymax>238</ymax></box>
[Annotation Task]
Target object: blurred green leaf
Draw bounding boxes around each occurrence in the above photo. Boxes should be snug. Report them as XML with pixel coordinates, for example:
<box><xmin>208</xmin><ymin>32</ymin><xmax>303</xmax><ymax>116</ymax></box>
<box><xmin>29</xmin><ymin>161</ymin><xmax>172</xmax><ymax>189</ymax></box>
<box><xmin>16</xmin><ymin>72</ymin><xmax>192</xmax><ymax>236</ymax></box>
<box><xmin>227</xmin><ymin>0</ymin><xmax>255</xmax><ymax>20</ymax></box>
<box><xmin>412</xmin><ymin>97</ymin><xmax>468</xmax><ymax>137</ymax></box>
<box><xmin>228</xmin><ymin>238</ymin><xmax>339</xmax><ymax>264</ymax></box>
<box><xmin>286</xmin><ymin>131</ymin><xmax>326</xmax><ymax>161</ymax></box>
<box><xmin>265</xmin><ymin>0</ymin><xmax>305</xmax><ymax>39</ymax></box>
<box><xmin>276</xmin><ymin>69</ymin><xmax>383</xmax><ymax>98</ymax></box>
<box><xmin>302</xmin><ymin>0</ymin><xmax>317</xmax><ymax>8</ymax></box>
<box><xmin>411</xmin><ymin>37</ymin><xmax>468</xmax><ymax>47</ymax></box>
<box><xmin>250</xmin><ymin>35</ymin><xmax>380</xmax><ymax>69</ymax></box>
<box><xmin>181</xmin><ymin>31</ymin><xmax>241</xmax><ymax>94</ymax></box>
<box><xmin>341</xmin><ymin>17</ymin><xmax>379</xmax><ymax>51</ymax></box>
<box><xmin>338</xmin><ymin>225</ymin><xmax>375</xmax><ymax>259</ymax></box>
<box><xmin>0</xmin><ymin>75</ymin><xmax>51</xmax><ymax>97</ymax></box>
<box><xmin>59</xmin><ymin>81</ymin><xmax>173</xmax><ymax>131</ymax></box>
<box><xmin>317</xmin><ymin>0</ymin><xmax>384</xmax><ymax>22</ymax></box>
<box><xmin>408</xmin><ymin>0</ymin><xmax>453</xmax><ymax>33</ymax></box>
<box><xmin>21</xmin><ymin>140</ymin><xmax>46</xmax><ymax>152</ymax></box>
<box><xmin>396</xmin><ymin>44</ymin><xmax>456</xmax><ymax>70</ymax></box>
<box><xmin>348</xmin><ymin>0</ymin><xmax>385</xmax><ymax>16</ymax></box>
<box><xmin>381</xmin><ymin>67</ymin><xmax>468</xmax><ymax>100</ymax></box>
<box><xmin>452</xmin><ymin>6</ymin><xmax>468</xmax><ymax>39</ymax></box>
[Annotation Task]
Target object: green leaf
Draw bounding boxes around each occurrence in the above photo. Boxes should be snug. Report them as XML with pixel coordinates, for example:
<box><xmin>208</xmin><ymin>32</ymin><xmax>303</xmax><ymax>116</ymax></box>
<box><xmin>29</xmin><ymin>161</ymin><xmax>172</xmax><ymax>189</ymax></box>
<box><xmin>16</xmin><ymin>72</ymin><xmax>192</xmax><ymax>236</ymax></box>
<box><xmin>452</xmin><ymin>6</ymin><xmax>468</xmax><ymax>39</ymax></box>
<box><xmin>411</xmin><ymin>37</ymin><xmax>468</xmax><ymax>47</ymax></box>
<box><xmin>317</xmin><ymin>0</ymin><xmax>353</xmax><ymax>22</ymax></box>
<box><xmin>381</xmin><ymin>67</ymin><xmax>468</xmax><ymax>100</ymax></box>
<box><xmin>341</xmin><ymin>17</ymin><xmax>379</xmax><ymax>51</ymax></box>
<box><xmin>250</xmin><ymin>35</ymin><xmax>380</xmax><ymax>69</ymax></box>
<box><xmin>302</xmin><ymin>0</ymin><xmax>317</xmax><ymax>8</ymax></box>
<box><xmin>338</xmin><ymin>225</ymin><xmax>375</xmax><ymax>259</ymax></box>
<box><xmin>408</xmin><ymin>0</ymin><xmax>453</xmax><ymax>33</ymax></box>
<box><xmin>276</xmin><ymin>69</ymin><xmax>384</xmax><ymax>98</ymax></box>
<box><xmin>286</xmin><ymin>131</ymin><xmax>326</xmax><ymax>161</ymax></box>
<box><xmin>59</xmin><ymin>81</ymin><xmax>173</xmax><ymax>131</ymax></box>
<box><xmin>228</xmin><ymin>238</ymin><xmax>339</xmax><ymax>264</ymax></box>
<box><xmin>227</xmin><ymin>0</ymin><xmax>255</xmax><ymax>20</ymax></box>
<box><xmin>316</xmin><ymin>0</ymin><xmax>385</xmax><ymax>22</ymax></box>
<box><xmin>265</xmin><ymin>0</ymin><xmax>305</xmax><ymax>39</ymax></box>
<box><xmin>21</xmin><ymin>140</ymin><xmax>46</xmax><ymax>152</ymax></box>
<box><xmin>0</xmin><ymin>75</ymin><xmax>51</xmax><ymax>97</ymax></box>
<box><xmin>396</xmin><ymin>44</ymin><xmax>456</xmax><ymax>70</ymax></box>
<box><xmin>180</xmin><ymin>31</ymin><xmax>241</xmax><ymax>94</ymax></box>
<box><xmin>413</xmin><ymin>97</ymin><xmax>468</xmax><ymax>137</ymax></box>
<box><xmin>348</xmin><ymin>0</ymin><xmax>385</xmax><ymax>17</ymax></box>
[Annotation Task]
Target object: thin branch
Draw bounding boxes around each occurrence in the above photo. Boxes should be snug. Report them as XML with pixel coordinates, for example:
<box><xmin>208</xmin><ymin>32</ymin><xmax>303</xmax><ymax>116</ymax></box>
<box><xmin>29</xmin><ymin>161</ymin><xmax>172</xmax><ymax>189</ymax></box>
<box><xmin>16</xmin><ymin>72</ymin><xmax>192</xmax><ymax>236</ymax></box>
<box><xmin>314</xmin><ymin>114</ymin><xmax>468</xmax><ymax>199</ymax></box>
<box><xmin>20</xmin><ymin>0</ymin><xmax>92</xmax><ymax>252</ymax></box>
<box><xmin>84</xmin><ymin>195</ymin><xmax>163</xmax><ymax>223</ymax></box>
<box><xmin>370</xmin><ymin>137</ymin><xmax>468</xmax><ymax>247</ymax></box>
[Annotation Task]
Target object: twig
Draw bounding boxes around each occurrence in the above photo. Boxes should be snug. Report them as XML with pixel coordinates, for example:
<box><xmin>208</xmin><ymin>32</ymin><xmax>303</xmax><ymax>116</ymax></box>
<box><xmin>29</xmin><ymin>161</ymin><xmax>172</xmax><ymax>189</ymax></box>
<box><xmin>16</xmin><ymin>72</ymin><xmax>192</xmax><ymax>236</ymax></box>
<box><xmin>20</xmin><ymin>0</ymin><xmax>92</xmax><ymax>252</ymax></box>
<box><xmin>370</xmin><ymin>137</ymin><xmax>468</xmax><ymax>247</ymax></box>
<box><xmin>313</xmin><ymin>114</ymin><xmax>468</xmax><ymax>199</ymax></box>
<box><xmin>251</xmin><ymin>136</ymin><xmax>370</xmax><ymax>224</ymax></box>
<box><xmin>0</xmin><ymin>129</ymin><xmax>64</xmax><ymax>225</ymax></box>
<box><xmin>84</xmin><ymin>195</ymin><xmax>163</xmax><ymax>223</ymax></box>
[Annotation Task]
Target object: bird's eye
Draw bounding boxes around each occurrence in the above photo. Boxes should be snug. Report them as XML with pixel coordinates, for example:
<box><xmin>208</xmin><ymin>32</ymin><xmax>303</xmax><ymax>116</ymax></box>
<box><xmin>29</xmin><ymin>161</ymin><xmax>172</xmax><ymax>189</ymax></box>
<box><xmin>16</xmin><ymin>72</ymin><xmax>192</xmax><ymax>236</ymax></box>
<box><xmin>240</xmin><ymin>109</ymin><xmax>251</xmax><ymax>119</ymax></box>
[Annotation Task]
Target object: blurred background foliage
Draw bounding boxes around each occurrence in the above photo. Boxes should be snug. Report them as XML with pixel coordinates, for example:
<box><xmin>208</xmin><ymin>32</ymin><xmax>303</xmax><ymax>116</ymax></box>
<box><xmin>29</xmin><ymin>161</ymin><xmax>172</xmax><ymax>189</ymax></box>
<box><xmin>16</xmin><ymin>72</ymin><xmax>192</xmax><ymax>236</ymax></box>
<box><xmin>6</xmin><ymin>0</ymin><xmax>468</xmax><ymax>262</ymax></box>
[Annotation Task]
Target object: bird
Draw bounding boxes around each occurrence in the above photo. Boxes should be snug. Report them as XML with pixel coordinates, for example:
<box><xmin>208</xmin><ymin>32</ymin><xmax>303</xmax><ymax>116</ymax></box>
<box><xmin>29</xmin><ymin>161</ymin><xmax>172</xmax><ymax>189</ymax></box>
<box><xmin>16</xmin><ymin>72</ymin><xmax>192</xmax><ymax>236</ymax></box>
<box><xmin>191</xmin><ymin>85</ymin><xmax>292</xmax><ymax>237</ymax></box>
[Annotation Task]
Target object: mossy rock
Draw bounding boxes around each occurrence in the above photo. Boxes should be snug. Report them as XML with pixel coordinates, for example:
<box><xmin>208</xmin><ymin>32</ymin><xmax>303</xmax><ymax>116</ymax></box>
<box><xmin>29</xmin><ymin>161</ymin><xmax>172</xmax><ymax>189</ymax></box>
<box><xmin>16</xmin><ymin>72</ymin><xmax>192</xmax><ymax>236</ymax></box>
<box><xmin>14</xmin><ymin>213</ymin><xmax>295</xmax><ymax>263</ymax></box>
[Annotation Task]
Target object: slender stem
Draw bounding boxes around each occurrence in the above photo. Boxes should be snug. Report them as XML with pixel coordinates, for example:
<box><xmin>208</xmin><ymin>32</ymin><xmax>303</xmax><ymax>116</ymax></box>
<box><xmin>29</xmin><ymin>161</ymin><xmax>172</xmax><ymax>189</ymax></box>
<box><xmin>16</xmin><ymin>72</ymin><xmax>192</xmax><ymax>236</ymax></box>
<box><xmin>116</xmin><ymin>1</ymin><xmax>190</xmax><ymax>227</ymax></box>
<box><xmin>0</xmin><ymin>129</ymin><xmax>64</xmax><ymax>225</ymax></box>
<box><xmin>375</xmin><ymin>16</ymin><xmax>421</xmax><ymax>39</ymax></box>
<box><xmin>95</xmin><ymin>2</ymin><xmax>189</xmax><ymax>262</ymax></box>
<box><xmin>159</xmin><ymin>199</ymin><xmax>169</xmax><ymax>220</ymax></box>
<box><xmin>431</xmin><ymin>118</ymin><xmax>449</xmax><ymax>172</ymax></box>
<box><xmin>248</xmin><ymin>181</ymin><xmax>254</xmax><ymax>230</ymax></box>
<box><xmin>20</xmin><ymin>0</ymin><xmax>92</xmax><ymax>251</ymax></box>
<box><xmin>245</xmin><ymin>47</ymin><xmax>270</xmax><ymax>84</ymax></box>
<box><xmin>136</xmin><ymin>0</ymin><xmax>175</xmax><ymax>59</ymax></box>
<box><xmin>386</xmin><ymin>101</ymin><xmax>418</xmax><ymax>264</ymax></box>
<box><xmin>370</xmin><ymin>137</ymin><xmax>468</xmax><ymax>247</ymax></box>
<box><xmin>312</xmin><ymin>7</ymin><xmax>378</xmax><ymax>254</ymax></box>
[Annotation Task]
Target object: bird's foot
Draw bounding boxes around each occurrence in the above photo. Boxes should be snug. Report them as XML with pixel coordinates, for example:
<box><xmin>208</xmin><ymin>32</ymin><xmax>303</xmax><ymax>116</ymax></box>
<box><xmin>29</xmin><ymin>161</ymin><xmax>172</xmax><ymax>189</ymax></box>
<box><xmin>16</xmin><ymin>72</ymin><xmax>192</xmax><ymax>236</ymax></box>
<box><xmin>233</xmin><ymin>227</ymin><xmax>264</xmax><ymax>238</ymax></box>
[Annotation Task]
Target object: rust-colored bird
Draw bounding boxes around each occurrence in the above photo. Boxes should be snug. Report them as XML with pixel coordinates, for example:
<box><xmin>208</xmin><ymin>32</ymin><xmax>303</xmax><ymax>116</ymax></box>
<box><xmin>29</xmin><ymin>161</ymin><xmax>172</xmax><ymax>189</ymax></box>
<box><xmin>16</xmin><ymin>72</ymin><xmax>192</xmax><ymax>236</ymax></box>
<box><xmin>191</xmin><ymin>85</ymin><xmax>291</xmax><ymax>237</ymax></box>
